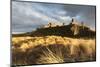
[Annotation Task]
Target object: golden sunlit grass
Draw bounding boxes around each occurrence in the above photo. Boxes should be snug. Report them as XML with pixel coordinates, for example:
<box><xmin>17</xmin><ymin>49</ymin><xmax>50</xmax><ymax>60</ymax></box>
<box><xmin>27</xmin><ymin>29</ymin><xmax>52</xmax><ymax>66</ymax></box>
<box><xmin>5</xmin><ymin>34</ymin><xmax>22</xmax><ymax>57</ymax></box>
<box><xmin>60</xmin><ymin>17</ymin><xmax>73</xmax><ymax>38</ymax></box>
<box><xmin>12</xmin><ymin>35</ymin><xmax>96</xmax><ymax>65</ymax></box>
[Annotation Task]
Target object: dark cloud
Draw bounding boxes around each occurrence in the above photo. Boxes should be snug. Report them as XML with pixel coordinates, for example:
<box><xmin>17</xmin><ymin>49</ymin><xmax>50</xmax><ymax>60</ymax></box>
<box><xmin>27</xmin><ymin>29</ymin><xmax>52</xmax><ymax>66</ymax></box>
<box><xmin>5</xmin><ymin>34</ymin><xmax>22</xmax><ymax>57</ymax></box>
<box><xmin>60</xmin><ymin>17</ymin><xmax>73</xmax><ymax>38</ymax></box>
<box><xmin>64</xmin><ymin>5</ymin><xmax>95</xmax><ymax>29</ymax></box>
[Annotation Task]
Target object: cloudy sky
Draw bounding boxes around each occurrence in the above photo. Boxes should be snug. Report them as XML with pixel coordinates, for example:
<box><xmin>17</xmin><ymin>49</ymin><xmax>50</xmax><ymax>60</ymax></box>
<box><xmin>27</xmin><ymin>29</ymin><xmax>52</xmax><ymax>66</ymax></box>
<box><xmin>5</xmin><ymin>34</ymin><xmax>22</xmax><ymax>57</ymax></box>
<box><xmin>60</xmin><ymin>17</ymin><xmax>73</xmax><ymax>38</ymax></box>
<box><xmin>12</xmin><ymin>0</ymin><xmax>96</xmax><ymax>34</ymax></box>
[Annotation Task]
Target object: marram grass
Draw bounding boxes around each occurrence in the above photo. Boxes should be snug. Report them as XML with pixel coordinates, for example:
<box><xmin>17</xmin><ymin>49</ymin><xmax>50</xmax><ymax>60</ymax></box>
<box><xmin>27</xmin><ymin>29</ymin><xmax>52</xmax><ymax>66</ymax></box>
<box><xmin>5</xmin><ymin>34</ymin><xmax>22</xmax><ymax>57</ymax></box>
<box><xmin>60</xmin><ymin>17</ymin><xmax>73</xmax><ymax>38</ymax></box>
<box><xmin>12</xmin><ymin>36</ymin><xmax>96</xmax><ymax>65</ymax></box>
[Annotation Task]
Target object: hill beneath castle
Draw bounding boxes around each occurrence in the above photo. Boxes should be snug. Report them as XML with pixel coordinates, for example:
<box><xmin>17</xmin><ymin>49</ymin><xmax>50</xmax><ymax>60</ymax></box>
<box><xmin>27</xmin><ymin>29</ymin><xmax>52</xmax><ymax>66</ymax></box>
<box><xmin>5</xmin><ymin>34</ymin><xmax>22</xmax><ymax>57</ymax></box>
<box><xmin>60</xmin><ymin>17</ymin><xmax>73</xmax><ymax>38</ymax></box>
<box><xmin>12</xmin><ymin>22</ymin><xmax>95</xmax><ymax>38</ymax></box>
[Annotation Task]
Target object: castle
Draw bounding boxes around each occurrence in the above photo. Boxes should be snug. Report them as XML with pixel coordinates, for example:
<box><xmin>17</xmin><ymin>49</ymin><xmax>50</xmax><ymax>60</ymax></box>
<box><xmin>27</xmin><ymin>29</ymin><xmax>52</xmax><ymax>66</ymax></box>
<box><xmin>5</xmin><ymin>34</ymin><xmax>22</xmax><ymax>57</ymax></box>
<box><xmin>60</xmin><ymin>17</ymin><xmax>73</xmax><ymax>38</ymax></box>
<box><xmin>43</xmin><ymin>18</ymin><xmax>85</xmax><ymax>28</ymax></box>
<box><xmin>42</xmin><ymin>18</ymin><xmax>86</xmax><ymax>35</ymax></box>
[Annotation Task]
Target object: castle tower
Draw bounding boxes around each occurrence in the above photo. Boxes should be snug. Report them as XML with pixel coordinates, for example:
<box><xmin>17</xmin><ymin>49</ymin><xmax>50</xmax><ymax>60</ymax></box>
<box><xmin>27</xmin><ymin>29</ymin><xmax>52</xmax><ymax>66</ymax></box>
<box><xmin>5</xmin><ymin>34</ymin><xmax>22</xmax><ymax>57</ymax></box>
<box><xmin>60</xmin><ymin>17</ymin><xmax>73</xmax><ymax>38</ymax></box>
<box><xmin>62</xmin><ymin>22</ymin><xmax>65</xmax><ymax>26</ymax></box>
<box><xmin>48</xmin><ymin>22</ymin><xmax>52</xmax><ymax>27</ymax></box>
<box><xmin>71</xmin><ymin>18</ymin><xmax>74</xmax><ymax>22</ymax></box>
<box><xmin>81</xmin><ymin>21</ymin><xmax>85</xmax><ymax>29</ymax></box>
<box><xmin>70</xmin><ymin>18</ymin><xmax>79</xmax><ymax>25</ymax></box>
<box><xmin>70</xmin><ymin>18</ymin><xmax>80</xmax><ymax>35</ymax></box>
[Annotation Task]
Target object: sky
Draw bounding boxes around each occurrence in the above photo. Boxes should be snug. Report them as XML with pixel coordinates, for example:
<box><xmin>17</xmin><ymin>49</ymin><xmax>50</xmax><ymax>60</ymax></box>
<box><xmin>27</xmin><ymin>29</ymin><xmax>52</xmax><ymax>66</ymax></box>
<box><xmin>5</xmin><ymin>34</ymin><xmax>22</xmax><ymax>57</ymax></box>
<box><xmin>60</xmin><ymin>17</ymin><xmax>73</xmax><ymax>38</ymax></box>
<box><xmin>12</xmin><ymin>0</ymin><xmax>96</xmax><ymax>34</ymax></box>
